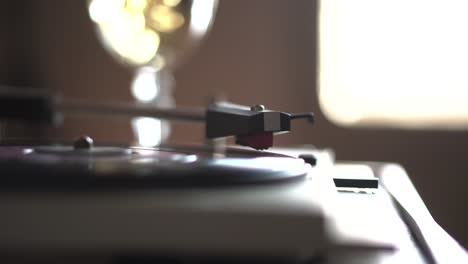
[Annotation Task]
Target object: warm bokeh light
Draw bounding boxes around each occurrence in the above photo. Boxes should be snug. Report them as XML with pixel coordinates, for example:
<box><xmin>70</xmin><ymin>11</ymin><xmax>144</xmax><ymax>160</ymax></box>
<box><xmin>149</xmin><ymin>5</ymin><xmax>185</xmax><ymax>33</ymax></box>
<box><xmin>127</xmin><ymin>0</ymin><xmax>147</xmax><ymax>12</ymax></box>
<box><xmin>190</xmin><ymin>0</ymin><xmax>217</xmax><ymax>35</ymax></box>
<box><xmin>89</xmin><ymin>0</ymin><xmax>160</xmax><ymax>65</ymax></box>
<box><xmin>88</xmin><ymin>0</ymin><xmax>217</xmax><ymax>70</ymax></box>
<box><xmin>131</xmin><ymin>67</ymin><xmax>159</xmax><ymax>102</ymax></box>
<box><xmin>319</xmin><ymin>0</ymin><xmax>468</xmax><ymax>129</ymax></box>
<box><xmin>163</xmin><ymin>0</ymin><xmax>182</xmax><ymax>7</ymax></box>
<box><xmin>88</xmin><ymin>0</ymin><xmax>125</xmax><ymax>24</ymax></box>
<box><xmin>132</xmin><ymin>117</ymin><xmax>163</xmax><ymax>146</ymax></box>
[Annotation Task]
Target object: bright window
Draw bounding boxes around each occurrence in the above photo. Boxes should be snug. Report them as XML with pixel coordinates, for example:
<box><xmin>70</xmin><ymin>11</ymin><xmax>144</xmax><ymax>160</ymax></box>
<box><xmin>319</xmin><ymin>0</ymin><xmax>468</xmax><ymax>129</ymax></box>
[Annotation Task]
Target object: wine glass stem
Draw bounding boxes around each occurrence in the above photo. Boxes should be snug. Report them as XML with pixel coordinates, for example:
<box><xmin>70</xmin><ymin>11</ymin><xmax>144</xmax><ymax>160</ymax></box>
<box><xmin>131</xmin><ymin>68</ymin><xmax>175</xmax><ymax>147</ymax></box>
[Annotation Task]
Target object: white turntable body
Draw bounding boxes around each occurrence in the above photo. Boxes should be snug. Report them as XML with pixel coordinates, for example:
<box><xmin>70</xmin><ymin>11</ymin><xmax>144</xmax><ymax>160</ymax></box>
<box><xmin>0</xmin><ymin>147</ymin><xmax>466</xmax><ymax>263</ymax></box>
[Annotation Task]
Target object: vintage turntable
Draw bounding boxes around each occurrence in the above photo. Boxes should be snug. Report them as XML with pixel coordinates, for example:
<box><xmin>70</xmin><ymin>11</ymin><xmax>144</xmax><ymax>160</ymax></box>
<box><xmin>0</xmin><ymin>0</ymin><xmax>467</xmax><ymax>262</ymax></box>
<box><xmin>0</xmin><ymin>86</ymin><xmax>467</xmax><ymax>263</ymax></box>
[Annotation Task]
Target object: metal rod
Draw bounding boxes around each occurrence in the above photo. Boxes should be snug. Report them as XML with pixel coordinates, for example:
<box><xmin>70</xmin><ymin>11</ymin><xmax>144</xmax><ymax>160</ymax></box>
<box><xmin>290</xmin><ymin>112</ymin><xmax>315</xmax><ymax>123</ymax></box>
<box><xmin>56</xmin><ymin>99</ymin><xmax>206</xmax><ymax>122</ymax></box>
<box><xmin>0</xmin><ymin>85</ymin><xmax>206</xmax><ymax>122</ymax></box>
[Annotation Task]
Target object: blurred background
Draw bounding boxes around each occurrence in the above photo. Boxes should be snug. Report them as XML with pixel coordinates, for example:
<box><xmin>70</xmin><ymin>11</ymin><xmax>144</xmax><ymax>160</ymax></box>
<box><xmin>0</xmin><ymin>0</ymin><xmax>467</xmax><ymax>249</ymax></box>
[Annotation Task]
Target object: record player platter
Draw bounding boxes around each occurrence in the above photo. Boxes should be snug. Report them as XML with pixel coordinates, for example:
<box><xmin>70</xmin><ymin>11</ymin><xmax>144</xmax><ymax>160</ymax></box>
<box><xmin>0</xmin><ymin>141</ymin><xmax>310</xmax><ymax>190</ymax></box>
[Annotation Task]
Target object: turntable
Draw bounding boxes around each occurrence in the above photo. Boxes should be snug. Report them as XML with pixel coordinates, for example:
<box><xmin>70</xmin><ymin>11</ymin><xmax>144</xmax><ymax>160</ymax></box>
<box><xmin>0</xmin><ymin>87</ymin><xmax>467</xmax><ymax>263</ymax></box>
<box><xmin>0</xmin><ymin>92</ymin><xmax>328</xmax><ymax>262</ymax></box>
<box><xmin>0</xmin><ymin>1</ymin><xmax>467</xmax><ymax>262</ymax></box>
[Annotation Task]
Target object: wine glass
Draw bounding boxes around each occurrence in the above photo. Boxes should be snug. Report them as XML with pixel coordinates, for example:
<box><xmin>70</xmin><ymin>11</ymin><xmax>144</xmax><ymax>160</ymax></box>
<box><xmin>87</xmin><ymin>0</ymin><xmax>218</xmax><ymax>146</ymax></box>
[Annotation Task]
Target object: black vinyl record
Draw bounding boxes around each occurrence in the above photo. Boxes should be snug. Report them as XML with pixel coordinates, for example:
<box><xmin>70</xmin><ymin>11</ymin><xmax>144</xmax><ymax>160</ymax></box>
<box><xmin>0</xmin><ymin>145</ymin><xmax>309</xmax><ymax>190</ymax></box>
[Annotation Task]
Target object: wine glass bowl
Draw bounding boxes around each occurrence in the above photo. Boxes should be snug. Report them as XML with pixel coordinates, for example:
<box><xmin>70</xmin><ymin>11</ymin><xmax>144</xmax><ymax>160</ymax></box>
<box><xmin>88</xmin><ymin>0</ymin><xmax>218</xmax><ymax>71</ymax></box>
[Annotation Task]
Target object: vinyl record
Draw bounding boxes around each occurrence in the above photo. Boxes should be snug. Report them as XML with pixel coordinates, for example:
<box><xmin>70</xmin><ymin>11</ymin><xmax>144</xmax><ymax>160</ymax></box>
<box><xmin>0</xmin><ymin>145</ymin><xmax>309</xmax><ymax>190</ymax></box>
